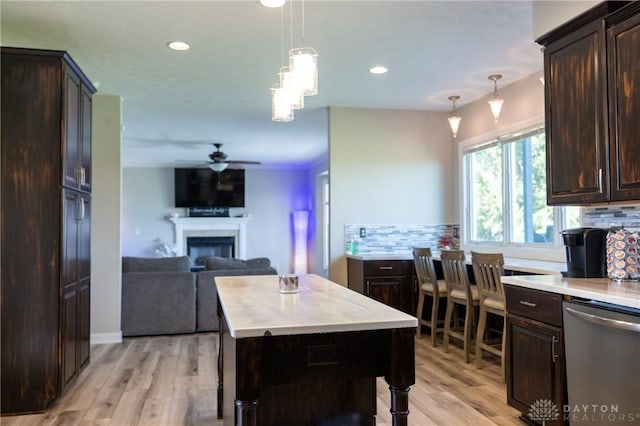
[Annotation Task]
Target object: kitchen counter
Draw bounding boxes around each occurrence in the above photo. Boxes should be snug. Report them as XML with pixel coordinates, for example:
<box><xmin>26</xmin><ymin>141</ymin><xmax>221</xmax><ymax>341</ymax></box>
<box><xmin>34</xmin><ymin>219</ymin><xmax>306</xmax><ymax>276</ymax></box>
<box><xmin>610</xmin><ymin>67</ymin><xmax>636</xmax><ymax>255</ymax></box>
<box><xmin>216</xmin><ymin>273</ymin><xmax>418</xmax><ymax>338</ymax></box>
<box><xmin>501</xmin><ymin>274</ymin><xmax>640</xmax><ymax>309</ymax></box>
<box><xmin>347</xmin><ymin>252</ymin><xmax>565</xmax><ymax>275</ymax></box>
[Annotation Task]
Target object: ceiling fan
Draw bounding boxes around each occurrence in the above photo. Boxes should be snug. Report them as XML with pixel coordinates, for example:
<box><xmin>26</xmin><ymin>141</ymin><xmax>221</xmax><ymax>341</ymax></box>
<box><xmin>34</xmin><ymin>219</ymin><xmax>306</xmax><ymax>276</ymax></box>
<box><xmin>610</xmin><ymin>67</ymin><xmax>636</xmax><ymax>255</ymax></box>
<box><xmin>180</xmin><ymin>143</ymin><xmax>261</xmax><ymax>172</ymax></box>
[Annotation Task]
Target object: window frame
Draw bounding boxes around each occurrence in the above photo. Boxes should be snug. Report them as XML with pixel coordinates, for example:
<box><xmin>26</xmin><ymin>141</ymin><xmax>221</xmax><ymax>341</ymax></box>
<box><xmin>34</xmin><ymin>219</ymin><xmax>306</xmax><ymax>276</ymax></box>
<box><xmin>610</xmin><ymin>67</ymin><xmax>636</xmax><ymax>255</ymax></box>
<box><xmin>457</xmin><ymin>116</ymin><xmax>567</xmax><ymax>262</ymax></box>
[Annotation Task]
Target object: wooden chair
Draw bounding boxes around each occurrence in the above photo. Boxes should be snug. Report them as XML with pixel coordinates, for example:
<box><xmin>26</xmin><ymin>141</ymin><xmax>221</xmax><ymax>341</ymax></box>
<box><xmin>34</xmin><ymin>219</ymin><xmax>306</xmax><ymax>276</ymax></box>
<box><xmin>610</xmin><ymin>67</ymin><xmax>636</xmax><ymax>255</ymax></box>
<box><xmin>413</xmin><ymin>247</ymin><xmax>447</xmax><ymax>346</ymax></box>
<box><xmin>441</xmin><ymin>250</ymin><xmax>479</xmax><ymax>363</ymax></box>
<box><xmin>471</xmin><ymin>251</ymin><xmax>506</xmax><ymax>380</ymax></box>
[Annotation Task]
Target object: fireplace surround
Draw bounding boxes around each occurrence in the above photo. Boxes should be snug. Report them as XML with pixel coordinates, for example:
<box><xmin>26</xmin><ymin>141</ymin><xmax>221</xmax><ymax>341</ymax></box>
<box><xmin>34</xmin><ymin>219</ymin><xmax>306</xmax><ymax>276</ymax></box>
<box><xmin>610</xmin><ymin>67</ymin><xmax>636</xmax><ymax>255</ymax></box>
<box><xmin>169</xmin><ymin>217</ymin><xmax>249</xmax><ymax>264</ymax></box>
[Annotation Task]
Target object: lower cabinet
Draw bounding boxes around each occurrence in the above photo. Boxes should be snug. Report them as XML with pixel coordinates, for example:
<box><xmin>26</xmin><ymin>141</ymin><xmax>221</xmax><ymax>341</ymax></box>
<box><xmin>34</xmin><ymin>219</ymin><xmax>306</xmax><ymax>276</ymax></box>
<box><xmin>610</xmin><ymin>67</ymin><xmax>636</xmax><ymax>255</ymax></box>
<box><xmin>62</xmin><ymin>280</ymin><xmax>91</xmax><ymax>387</ymax></box>
<box><xmin>505</xmin><ymin>285</ymin><xmax>567</xmax><ymax>426</ymax></box>
<box><xmin>347</xmin><ymin>258</ymin><xmax>416</xmax><ymax>314</ymax></box>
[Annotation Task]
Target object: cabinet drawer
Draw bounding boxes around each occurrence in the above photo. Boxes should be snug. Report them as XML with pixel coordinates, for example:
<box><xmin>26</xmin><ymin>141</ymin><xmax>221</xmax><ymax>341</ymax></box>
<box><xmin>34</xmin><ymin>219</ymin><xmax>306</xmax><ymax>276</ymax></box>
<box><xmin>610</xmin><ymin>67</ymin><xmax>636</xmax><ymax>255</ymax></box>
<box><xmin>364</xmin><ymin>260</ymin><xmax>405</xmax><ymax>276</ymax></box>
<box><xmin>504</xmin><ymin>285</ymin><xmax>563</xmax><ymax>327</ymax></box>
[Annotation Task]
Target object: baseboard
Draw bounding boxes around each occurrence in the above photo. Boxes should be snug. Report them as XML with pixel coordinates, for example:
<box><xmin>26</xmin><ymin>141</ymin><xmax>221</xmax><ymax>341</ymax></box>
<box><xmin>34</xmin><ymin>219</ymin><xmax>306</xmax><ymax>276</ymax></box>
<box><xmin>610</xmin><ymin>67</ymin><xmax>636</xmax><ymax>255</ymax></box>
<box><xmin>90</xmin><ymin>331</ymin><xmax>123</xmax><ymax>345</ymax></box>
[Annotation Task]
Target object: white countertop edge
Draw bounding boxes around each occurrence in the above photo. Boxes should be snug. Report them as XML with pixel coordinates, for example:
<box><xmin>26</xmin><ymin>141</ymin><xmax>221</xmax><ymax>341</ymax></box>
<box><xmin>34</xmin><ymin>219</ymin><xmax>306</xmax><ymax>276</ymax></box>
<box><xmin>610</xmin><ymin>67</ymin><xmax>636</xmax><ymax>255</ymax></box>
<box><xmin>502</xmin><ymin>275</ymin><xmax>640</xmax><ymax>309</ymax></box>
<box><xmin>228</xmin><ymin>318</ymin><xmax>419</xmax><ymax>339</ymax></box>
<box><xmin>347</xmin><ymin>253</ymin><xmax>565</xmax><ymax>275</ymax></box>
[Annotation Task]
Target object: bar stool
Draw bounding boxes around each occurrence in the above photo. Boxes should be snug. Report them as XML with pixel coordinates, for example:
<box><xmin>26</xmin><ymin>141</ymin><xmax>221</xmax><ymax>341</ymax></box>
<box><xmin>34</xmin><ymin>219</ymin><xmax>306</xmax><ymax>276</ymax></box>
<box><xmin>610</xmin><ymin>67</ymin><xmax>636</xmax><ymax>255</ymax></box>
<box><xmin>413</xmin><ymin>247</ymin><xmax>447</xmax><ymax>346</ymax></box>
<box><xmin>471</xmin><ymin>251</ymin><xmax>506</xmax><ymax>381</ymax></box>
<box><xmin>441</xmin><ymin>250</ymin><xmax>479</xmax><ymax>363</ymax></box>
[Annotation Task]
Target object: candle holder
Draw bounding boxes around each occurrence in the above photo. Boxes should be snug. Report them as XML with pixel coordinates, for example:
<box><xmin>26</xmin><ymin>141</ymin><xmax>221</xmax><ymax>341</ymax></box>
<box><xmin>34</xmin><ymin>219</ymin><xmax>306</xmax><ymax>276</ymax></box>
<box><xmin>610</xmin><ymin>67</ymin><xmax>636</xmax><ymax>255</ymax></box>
<box><xmin>279</xmin><ymin>274</ymin><xmax>299</xmax><ymax>293</ymax></box>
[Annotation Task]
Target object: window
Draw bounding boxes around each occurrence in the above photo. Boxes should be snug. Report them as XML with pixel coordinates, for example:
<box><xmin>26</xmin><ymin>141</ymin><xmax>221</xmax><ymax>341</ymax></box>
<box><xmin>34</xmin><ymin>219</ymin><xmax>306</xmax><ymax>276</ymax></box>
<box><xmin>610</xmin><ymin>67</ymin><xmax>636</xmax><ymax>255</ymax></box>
<box><xmin>464</xmin><ymin>126</ymin><xmax>578</xmax><ymax>247</ymax></box>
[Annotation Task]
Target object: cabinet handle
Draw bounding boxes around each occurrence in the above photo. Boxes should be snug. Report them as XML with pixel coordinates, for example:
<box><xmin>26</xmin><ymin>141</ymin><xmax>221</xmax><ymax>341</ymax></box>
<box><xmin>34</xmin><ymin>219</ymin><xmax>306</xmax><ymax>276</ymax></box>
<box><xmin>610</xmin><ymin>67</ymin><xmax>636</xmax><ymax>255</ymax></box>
<box><xmin>519</xmin><ymin>300</ymin><xmax>537</xmax><ymax>308</ymax></box>
<box><xmin>552</xmin><ymin>335</ymin><xmax>558</xmax><ymax>363</ymax></box>
<box><xmin>80</xmin><ymin>167</ymin><xmax>86</xmax><ymax>186</ymax></box>
<box><xmin>76</xmin><ymin>198</ymin><xmax>85</xmax><ymax>222</ymax></box>
<box><xmin>379</xmin><ymin>266</ymin><xmax>393</xmax><ymax>270</ymax></box>
<box><xmin>598</xmin><ymin>168</ymin><xmax>603</xmax><ymax>191</ymax></box>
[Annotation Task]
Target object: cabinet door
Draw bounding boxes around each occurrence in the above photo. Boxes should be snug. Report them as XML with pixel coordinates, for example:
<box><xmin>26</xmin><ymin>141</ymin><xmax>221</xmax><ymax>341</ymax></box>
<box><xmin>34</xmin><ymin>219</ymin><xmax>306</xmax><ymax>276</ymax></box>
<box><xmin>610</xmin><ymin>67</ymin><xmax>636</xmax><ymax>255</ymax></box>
<box><xmin>77</xmin><ymin>280</ymin><xmax>91</xmax><ymax>371</ymax></box>
<box><xmin>544</xmin><ymin>21</ymin><xmax>609</xmax><ymax>205</ymax></box>
<box><xmin>62</xmin><ymin>190</ymin><xmax>79</xmax><ymax>289</ymax></box>
<box><xmin>78</xmin><ymin>196</ymin><xmax>91</xmax><ymax>282</ymax></box>
<box><xmin>608</xmin><ymin>10</ymin><xmax>640</xmax><ymax>201</ymax></box>
<box><xmin>63</xmin><ymin>68</ymin><xmax>80</xmax><ymax>189</ymax></box>
<box><xmin>61</xmin><ymin>287</ymin><xmax>78</xmax><ymax>387</ymax></box>
<box><xmin>79</xmin><ymin>84</ymin><xmax>92</xmax><ymax>192</ymax></box>
<box><xmin>365</xmin><ymin>278</ymin><xmax>403</xmax><ymax>312</ymax></box>
<box><xmin>506</xmin><ymin>314</ymin><xmax>565</xmax><ymax>426</ymax></box>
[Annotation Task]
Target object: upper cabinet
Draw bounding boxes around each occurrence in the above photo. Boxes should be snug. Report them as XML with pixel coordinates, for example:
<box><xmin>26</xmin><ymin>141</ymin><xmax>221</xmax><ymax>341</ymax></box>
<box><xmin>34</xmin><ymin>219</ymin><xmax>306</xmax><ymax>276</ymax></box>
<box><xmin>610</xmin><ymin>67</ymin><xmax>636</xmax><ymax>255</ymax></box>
<box><xmin>63</xmin><ymin>62</ymin><xmax>93</xmax><ymax>192</ymax></box>
<box><xmin>537</xmin><ymin>2</ymin><xmax>640</xmax><ymax>205</ymax></box>
<box><xmin>608</xmin><ymin>7</ymin><xmax>640</xmax><ymax>200</ymax></box>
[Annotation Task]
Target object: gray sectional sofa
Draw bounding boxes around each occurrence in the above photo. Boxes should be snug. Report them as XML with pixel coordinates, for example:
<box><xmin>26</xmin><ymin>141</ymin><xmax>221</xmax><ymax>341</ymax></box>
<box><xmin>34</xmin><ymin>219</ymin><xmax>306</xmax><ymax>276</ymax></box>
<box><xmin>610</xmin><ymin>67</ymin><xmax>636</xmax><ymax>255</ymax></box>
<box><xmin>121</xmin><ymin>255</ymin><xmax>277</xmax><ymax>337</ymax></box>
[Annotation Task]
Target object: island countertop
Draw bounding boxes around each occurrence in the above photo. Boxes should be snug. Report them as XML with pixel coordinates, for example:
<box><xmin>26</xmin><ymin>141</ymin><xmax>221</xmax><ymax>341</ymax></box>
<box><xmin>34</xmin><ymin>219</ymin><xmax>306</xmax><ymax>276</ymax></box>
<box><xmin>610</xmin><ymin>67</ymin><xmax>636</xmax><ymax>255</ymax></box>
<box><xmin>501</xmin><ymin>274</ymin><xmax>640</xmax><ymax>309</ymax></box>
<box><xmin>215</xmin><ymin>273</ymin><xmax>418</xmax><ymax>338</ymax></box>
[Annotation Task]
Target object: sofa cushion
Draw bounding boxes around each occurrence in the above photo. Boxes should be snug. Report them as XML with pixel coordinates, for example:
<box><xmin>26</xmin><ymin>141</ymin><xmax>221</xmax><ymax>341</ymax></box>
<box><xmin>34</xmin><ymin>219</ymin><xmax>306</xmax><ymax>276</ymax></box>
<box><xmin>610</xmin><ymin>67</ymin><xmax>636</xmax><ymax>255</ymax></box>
<box><xmin>205</xmin><ymin>256</ymin><xmax>271</xmax><ymax>270</ymax></box>
<box><xmin>122</xmin><ymin>256</ymin><xmax>191</xmax><ymax>273</ymax></box>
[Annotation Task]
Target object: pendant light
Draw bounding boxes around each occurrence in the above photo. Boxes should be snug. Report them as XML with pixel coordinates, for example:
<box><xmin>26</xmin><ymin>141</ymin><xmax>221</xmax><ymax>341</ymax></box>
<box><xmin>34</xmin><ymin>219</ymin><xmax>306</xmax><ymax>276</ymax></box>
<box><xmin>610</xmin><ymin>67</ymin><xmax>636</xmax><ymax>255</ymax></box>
<box><xmin>271</xmin><ymin>84</ymin><xmax>294</xmax><ymax>122</ymax></box>
<box><xmin>487</xmin><ymin>74</ymin><xmax>504</xmax><ymax>123</ymax></box>
<box><xmin>447</xmin><ymin>95</ymin><xmax>462</xmax><ymax>138</ymax></box>
<box><xmin>289</xmin><ymin>0</ymin><xmax>318</xmax><ymax>96</ymax></box>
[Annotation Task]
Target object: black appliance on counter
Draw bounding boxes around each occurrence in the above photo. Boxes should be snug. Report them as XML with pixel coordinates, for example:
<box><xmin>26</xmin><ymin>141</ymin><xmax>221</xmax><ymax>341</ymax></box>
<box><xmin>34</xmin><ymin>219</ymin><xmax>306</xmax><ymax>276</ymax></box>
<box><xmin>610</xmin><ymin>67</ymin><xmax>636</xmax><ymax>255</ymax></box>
<box><xmin>561</xmin><ymin>227</ymin><xmax>608</xmax><ymax>278</ymax></box>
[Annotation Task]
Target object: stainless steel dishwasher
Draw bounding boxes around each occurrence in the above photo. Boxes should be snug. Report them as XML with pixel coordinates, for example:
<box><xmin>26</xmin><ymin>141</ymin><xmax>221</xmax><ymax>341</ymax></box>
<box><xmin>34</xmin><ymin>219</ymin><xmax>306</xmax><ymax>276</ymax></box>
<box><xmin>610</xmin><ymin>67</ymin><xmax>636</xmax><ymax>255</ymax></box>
<box><xmin>563</xmin><ymin>300</ymin><xmax>640</xmax><ymax>425</ymax></box>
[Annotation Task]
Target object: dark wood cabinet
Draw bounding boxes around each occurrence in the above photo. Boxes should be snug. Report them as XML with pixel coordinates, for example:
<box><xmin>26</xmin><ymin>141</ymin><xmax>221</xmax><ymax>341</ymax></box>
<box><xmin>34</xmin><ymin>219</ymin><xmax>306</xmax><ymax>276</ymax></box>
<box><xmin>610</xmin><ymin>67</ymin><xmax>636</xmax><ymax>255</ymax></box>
<box><xmin>1</xmin><ymin>47</ymin><xmax>95</xmax><ymax>415</ymax></box>
<box><xmin>608</xmin><ymin>6</ymin><xmax>640</xmax><ymax>200</ymax></box>
<box><xmin>537</xmin><ymin>2</ymin><xmax>640</xmax><ymax>205</ymax></box>
<box><xmin>505</xmin><ymin>285</ymin><xmax>566</xmax><ymax>426</ymax></box>
<box><xmin>347</xmin><ymin>258</ymin><xmax>416</xmax><ymax>314</ymax></box>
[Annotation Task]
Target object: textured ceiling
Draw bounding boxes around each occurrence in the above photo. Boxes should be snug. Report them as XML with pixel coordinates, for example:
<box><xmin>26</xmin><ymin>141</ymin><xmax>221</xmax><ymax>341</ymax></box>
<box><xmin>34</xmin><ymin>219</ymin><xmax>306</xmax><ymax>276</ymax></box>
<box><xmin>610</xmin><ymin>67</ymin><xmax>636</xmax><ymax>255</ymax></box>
<box><xmin>1</xmin><ymin>1</ymin><xmax>543</xmax><ymax>168</ymax></box>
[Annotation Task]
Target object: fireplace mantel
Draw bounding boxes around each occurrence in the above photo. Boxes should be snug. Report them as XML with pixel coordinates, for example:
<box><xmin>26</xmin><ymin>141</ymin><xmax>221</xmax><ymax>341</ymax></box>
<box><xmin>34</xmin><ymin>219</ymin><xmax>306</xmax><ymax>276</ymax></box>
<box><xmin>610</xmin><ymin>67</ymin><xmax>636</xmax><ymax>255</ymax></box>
<box><xmin>169</xmin><ymin>217</ymin><xmax>249</xmax><ymax>259</ymax></box>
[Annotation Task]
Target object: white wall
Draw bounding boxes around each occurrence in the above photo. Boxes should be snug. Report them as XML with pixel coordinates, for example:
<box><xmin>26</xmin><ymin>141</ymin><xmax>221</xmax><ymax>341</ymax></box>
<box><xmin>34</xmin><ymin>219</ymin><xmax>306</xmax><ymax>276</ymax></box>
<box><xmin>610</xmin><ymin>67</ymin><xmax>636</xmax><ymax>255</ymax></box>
<box><xmin>91</xmin><ymin>95</ymin><xmax>123</xmax><ymax>343</ymax></box>
<box><xmin>328</xmin><ymin>107</ymin><xmax>452</xmax><ymax>285</ymax></box>
<box><xmin>122</xmin><ymin>167</ymin><xmax>311</xmax><ymax>274</ymax></box>
<box><xmin>532</xmin><ymin>1</ymin><xmax>598</xmax><ymax>39</ymax></box>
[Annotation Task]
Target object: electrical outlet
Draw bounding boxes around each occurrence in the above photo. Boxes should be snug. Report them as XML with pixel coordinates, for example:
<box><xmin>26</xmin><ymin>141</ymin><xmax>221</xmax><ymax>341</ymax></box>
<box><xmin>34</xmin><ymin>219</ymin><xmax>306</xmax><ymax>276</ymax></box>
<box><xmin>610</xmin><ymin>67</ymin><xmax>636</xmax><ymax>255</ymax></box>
<box><xmin>359</xmin><ymin>227</ymin><xmax>366</xmax><ymax>238</ymax></box>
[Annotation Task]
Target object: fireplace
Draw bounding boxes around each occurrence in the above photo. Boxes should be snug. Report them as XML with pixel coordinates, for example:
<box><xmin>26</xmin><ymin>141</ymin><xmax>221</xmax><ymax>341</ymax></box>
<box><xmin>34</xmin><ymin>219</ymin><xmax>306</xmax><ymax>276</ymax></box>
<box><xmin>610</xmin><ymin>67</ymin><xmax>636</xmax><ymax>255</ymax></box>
<box><xmin>169</xmin><ymin>217</ymin><xmax>249</xmax><ymax>265</ymax></box>
<box><xmin>187</xmin><ymin>236</ymin><xmax>235</xmax><ymax>268</ymax></box>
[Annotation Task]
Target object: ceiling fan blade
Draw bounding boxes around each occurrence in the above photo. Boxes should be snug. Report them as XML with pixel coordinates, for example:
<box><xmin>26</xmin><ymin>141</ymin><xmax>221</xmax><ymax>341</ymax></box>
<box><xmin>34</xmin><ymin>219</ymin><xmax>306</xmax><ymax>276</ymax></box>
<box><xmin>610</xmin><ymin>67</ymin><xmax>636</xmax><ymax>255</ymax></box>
<box><xmin>227</xmin><ymin>160</ymin><xmax>262</xmax><ymax>165</ymax></box>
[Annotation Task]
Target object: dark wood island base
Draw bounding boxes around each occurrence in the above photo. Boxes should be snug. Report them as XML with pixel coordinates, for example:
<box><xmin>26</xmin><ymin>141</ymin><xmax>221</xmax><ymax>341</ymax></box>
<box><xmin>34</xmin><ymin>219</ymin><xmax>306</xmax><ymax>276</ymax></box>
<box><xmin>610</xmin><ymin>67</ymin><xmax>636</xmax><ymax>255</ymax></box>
<box><xmin>214</xmin><ymin>274</ymin><xmax>417</xmax><ymax>426</ymax></box>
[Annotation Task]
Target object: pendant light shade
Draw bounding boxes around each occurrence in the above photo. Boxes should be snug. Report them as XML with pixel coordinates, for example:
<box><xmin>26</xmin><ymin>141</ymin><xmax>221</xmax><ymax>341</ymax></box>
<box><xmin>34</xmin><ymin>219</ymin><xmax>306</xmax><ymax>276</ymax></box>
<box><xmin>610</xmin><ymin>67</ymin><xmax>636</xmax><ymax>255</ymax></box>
<box><xmin>289</xmin><ymin>47</ymin><xmax>318</xmax><ymax>96</ymax></box>
<box><xmin>488</xmin><ymin>74</ymin><xmax>504</xmax><ymax>123</ymax></box>
<box><xmin>279</xmin><ymin>66</ymin><xmax>304</xmax><ymax>110</ymax></box>
<box><xmin>271</xmin><ymin>84</ymin><xmax>294</xmax><ymax>122</ymax></box>
<box><xmin>447</xmin><ymin>95</ymin><xmax>462</xmax><ymax>138</ymax></box>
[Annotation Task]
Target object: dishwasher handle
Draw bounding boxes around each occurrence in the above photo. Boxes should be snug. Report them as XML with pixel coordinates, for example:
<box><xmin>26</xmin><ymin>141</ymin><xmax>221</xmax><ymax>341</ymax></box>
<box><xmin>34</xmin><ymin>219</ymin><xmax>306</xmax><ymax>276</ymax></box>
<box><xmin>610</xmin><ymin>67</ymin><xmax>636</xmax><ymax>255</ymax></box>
<box><xmin>565</xmin><ymin>306</ymin><xmax>640</xmax><ymax>333</ymax></box>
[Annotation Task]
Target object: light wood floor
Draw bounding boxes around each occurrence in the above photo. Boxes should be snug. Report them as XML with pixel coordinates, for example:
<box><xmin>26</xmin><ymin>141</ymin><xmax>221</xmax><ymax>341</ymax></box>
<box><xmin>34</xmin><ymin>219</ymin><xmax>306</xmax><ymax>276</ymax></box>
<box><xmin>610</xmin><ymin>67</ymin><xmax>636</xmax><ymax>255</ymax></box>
<box><xmin>1</xmin><ymin>333</ymin><xmax>523</xmax><ymax>425</ymax></box>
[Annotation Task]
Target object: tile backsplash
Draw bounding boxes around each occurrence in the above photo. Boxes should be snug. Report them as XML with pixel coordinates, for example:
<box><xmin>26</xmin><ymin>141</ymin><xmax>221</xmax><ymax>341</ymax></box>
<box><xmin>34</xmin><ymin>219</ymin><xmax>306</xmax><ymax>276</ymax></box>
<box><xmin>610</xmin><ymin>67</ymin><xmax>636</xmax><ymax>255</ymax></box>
<box><xmin>581</xmin><ymin>204</ymin><xmax>640</xmax><ymax>231</ymax></box>
<box><xmin>344</xmin><ymin>223</ymin><xmax>460</xmax><ymax>255</ymax></box>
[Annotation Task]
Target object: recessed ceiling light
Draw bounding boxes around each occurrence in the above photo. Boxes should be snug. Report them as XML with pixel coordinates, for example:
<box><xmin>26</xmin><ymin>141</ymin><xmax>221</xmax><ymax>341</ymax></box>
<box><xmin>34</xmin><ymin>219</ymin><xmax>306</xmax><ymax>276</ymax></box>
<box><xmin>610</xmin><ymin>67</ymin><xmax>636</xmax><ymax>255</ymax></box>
<box><xmin>167</xmin><ymin>41</ymin><xmax>190</xmax><ymax>51</ymax></box>
<box><xmin>260</xmin><ymin>0</ymin><xmax>286</xmax><ymax>7</ymax></box>
<box><xmin>369</xmin><ymin>66</ymin><xmax>388</xmax><ymax>75</ymax></box>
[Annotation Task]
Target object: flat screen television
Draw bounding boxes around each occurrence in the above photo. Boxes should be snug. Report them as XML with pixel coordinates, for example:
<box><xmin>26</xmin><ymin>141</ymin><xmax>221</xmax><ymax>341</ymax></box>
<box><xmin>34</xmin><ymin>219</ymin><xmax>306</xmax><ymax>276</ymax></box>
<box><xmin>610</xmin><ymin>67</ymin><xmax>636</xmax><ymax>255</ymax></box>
<box><xmin>174</xmin><ymin>168</ymin><xmax>245</xmax><ymax>208</ymax></box>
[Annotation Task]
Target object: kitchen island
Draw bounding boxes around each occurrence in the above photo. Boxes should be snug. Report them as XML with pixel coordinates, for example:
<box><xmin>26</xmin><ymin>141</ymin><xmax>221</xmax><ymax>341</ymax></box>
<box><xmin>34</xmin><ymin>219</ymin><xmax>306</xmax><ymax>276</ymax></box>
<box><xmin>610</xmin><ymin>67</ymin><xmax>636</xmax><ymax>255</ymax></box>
<box><xmin>215</xmin><ymin>273</ymin><xmax>418</xmax><ymax>426</ymax></box>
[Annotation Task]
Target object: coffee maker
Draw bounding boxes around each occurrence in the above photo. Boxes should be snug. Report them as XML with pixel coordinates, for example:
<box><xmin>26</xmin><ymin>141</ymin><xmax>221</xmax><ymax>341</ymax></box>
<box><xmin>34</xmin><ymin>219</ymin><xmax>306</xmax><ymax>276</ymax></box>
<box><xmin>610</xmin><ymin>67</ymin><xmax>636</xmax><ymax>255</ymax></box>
<box><xmin>561</xmin><ymin>228</ymin><xmax>608</xmax><ymax>278</ymax></box>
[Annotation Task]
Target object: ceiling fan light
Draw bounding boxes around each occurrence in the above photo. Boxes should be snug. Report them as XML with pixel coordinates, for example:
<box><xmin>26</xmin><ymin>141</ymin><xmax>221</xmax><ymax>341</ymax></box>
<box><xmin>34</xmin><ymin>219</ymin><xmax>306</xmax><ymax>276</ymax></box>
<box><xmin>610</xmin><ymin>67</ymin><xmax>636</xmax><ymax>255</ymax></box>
<box><xmin>208</xmin><ymin>162</ymin><xmax>228</xmax><ymax>172</ymax></box>
<box><xmin>289</xmin><ymin>47</ymin><xmax>318</xmax><ymax>96</ymax></box>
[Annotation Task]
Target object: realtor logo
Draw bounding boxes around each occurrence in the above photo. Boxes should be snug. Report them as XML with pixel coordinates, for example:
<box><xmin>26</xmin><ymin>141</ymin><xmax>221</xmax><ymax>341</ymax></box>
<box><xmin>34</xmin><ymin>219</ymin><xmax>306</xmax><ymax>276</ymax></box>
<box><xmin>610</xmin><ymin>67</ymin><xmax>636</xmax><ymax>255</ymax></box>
<box><xmin>529</xmin><ymin>399</ymin><xmax>560</xmax><ymax>425</ymax></box>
